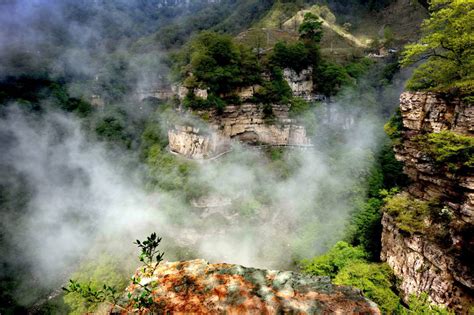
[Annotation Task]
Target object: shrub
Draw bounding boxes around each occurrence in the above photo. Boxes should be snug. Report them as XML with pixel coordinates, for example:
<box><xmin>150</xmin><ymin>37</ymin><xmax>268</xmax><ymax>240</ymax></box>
<box><xmin>384</xmin><ymin>109</ymin><xmax>403</xmax><ymax>145</ymax></box>
<box><xmin>403</xmin><ymin>292</ymin><xmax>453</xmax><ymax>314</ymax></box>
<box><xmin>300</xmin><ymin>241</ymin><xmax>367</xmax><ymax>278</ymax></box>
<box><xmin>416</xmin><ymin>130</ymin><xmax>474</xmax><ymax>172</ymax></box>
<box><xmin>254</xmin><ymin>67</ymin><xmax>292</xmax><ymax>105</ymax></box>
<box><xmin>384</xmin><ymin>193</ymin><xmax>430</xmax><ymax>234</ymax></box>
<box><xmin>63</xmin><ymin>255</ymin><xmax>129</xmax><ymax>315</ymax></box>
<box><xmin>334</xmin><ymin>262</ymin><xmax>400</xmax><ymax>314</ymax></box>
<box><xmin>314</xmin><ymin>61</ymin><xmax>352</xmax><ymax>96</ymax></box>
<box><xmin>64</xmin><ymin>233</ymin><xmax>165</xmax><ymax>313</ymax></box>
<box><xmin>178</xmin><ymin>31</ymin><xmax>261</xmax><ymax>95</ymax></box>
<box><xmin>348</xmin><ymin>197</ymin><xmax>384</xmax><ymax>260</ymax></box>
<box><xmin>270</xmin><ymin>41</ymin><xmax>311</xmax><ymax>73</ymax></box>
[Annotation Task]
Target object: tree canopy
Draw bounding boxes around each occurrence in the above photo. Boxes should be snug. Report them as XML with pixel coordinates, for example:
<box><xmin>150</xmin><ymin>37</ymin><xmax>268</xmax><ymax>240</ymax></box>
<box><xmin>401</xmin><ymin>0</ymin><xmax>474</xmax><ymax>96</ymax></box>
<box><xmin>181</xmin><ymin>31</ymin><xmax>261</xmax><ymax>95</ymax></box>
<box><xmin>298</xmin><ymin>12</ymin><xmax>323</xmax><ymax>44</ymax></box>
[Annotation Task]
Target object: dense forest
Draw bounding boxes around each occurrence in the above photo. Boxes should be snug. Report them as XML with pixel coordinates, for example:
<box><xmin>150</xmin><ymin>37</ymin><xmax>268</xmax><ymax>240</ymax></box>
<box><xmin>0</xmin><ymin>0</ymin><xmax>472</xmax><ymax>314</ymax></box>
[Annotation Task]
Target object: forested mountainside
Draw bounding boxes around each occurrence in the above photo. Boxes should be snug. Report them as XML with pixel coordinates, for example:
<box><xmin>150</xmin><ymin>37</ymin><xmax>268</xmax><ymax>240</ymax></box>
<box><xmin>0</xmin><ymin>0</ymin><xmax>472</xmax><ymax>314</ymax></box>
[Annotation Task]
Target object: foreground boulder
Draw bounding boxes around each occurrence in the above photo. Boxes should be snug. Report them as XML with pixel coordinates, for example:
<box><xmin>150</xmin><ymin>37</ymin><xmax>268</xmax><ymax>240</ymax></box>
<box><xmin>124</xmin><ymin>259</ymin><xmax>380</xmax><ymax>314</ymax></box>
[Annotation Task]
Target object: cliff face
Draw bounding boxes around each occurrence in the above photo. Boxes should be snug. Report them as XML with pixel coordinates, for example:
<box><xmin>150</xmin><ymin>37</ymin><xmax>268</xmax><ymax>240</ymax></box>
<box><xmin>169</xmin><ymin>104</ymin><xmax>312</xmax><ymax>159</ymax></box>
<box><xmin>123</xmin><ymin>259</ymin><xmax>380</xmax><ymax>314</ymax></box>
<box><xmin>381</xmin><ymin>91</ymin><xmax>474</xmax><ymax>311</ymax></box>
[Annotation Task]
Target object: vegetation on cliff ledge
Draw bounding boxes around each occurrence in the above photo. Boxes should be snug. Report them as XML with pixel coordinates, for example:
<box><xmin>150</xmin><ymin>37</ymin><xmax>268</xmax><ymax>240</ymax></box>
<box><xmin>416</xmin><ymin>130</ymin><xmax>474</xmax><ymax>173</ymax></box>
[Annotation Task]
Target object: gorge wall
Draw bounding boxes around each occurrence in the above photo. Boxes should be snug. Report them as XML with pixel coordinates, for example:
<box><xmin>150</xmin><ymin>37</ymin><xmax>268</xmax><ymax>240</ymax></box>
<box><xmin>381</xmin><ymin>92</ymin><xmax>473</xmax><ymax>311</ymax></box>
<box><xmin>169</xmin><ymin>104</ymin><xmax>312</xmax><ymax>159</ymax></box>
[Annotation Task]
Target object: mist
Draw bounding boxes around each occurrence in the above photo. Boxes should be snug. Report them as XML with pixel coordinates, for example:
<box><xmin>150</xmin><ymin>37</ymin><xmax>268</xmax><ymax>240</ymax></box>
<box><xmin>0</xmin><ymin>74</ymin><xmax>402</xmax><ymax>302</ymax></box>
<box><xmin>0</xmin><ymin>0</ymin><xmax>413</xmax><ymax>310</ymax></box>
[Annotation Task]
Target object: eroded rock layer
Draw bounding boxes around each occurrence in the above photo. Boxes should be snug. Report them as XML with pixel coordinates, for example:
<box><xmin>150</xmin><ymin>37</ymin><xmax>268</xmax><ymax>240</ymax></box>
<box><xmin>382</xmin><ymin>91</ymin><xmax>474</xmax><ymax>311</ymax></box>
<box><xmin>124</xmin><ymin>259</ymin><xmax>380</xmax><ymax>314</ymax></box>
<box><xmin>169</xmin><ymin>104</ymin><xmax>311</xmax><ymax>159</ymax></box>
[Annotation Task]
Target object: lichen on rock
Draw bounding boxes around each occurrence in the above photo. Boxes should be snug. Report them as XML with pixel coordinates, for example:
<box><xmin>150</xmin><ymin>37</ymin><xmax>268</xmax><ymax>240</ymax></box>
<box><xmin>122</xmin><ymin>259</ymin><xmax>380</xmax><ymax>314</ymax></box>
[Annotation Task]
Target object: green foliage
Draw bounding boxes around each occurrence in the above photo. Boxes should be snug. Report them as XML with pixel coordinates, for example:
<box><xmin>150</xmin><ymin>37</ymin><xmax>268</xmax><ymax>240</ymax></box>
<box><xmin>63</xmin><ymin>280</ymin><xmax>119</xmax><ymax>306</ymax></box>
<box><xmin>181</xmin><ymin>31</ymin><xmax>261</xmax><ymax>95</ymax></box>
<box><xmin>63</xmin><ymin>255</ymin><xmax>129</xmax><ymax>315</ymax></box>
<box><xmin>344</xmin><ymin>58</ymin><xmax>373</xmax><ymax>79</ymax></box>
<box><xmin>384</xmin><ymin>193</ymin><xmax>430</xmax><ymax>234</ymax></box>
<box><xmin>0</xmin><ymin>76</ymin><xmax>93</xmax><ymax>116</ymax></box>
<box><xmin>146</xmin><ymin>145</ymin><xmax>206</xmax><ymax>200</ymax></box>
<box><xmin>129</xmin><ymin>233</ymin><xmax>165</xmax><ymax>311</ymax></box>
<box><xmin>95</xmin><ymin>116</ymin><xmax>132</xmax><ymax>148</ymax></box>
<box><xmin>401</xmin><ymin>0</ymin><xmax>474</xmax><ymax>95</ymax></box>
<box><xmin>298</xmin><ymin>12</ymin><xmax>323</xmax><ymax>44</ymax></box>
<box><xmin>140</xmin><ymin>121</ymin><xmax>168</xmax><ymax>160</ymax></box>
<box><xmin>183</xmin><ymin>92</ymin><xmax>226</xmax><ymax>112</ymax></box>
<box><xmin>64</xmin><ymin>233</ymin><xmax>164</xmax><ymax>314</ymax></box>
<box><xmin>270</xmin><ymin>41</ymin><xmax>311</xmax><ymax>73</ymax></box>
<box><xmin>314</xmin><ymin>61</ymin><xmax>352</xmax><ymax>96</ymax></box>
<box><xmin>302</xmin><ymin>242</ymin><xmax>455</xmax><ymax>314</ymax></box>
<box><xmin>334</xmin><ymin>262</ymin><xmax>400</xmax><ymax>314</ymax></box>
<box><xmin>401</xmin><ymin>293</ymin><xmax>453</xmax><ymax>314</ymax></box>
<box><xmin>288</xmin><ymin>97</ymin><xmax>310</xmax><ymax>118</ymax></box>
<box><xmin>416</xmin><ymin>130</ymin><xmax>474</xmax><ymax>172</ymax></box>
<box><xmin>348</xmin><ymin>197</ymin><xmax>384</xmax><ymax>260</ymax></box>
<box><xmin>379</xmin><ymin>142</ymin><xmax>408</xmax><ymax>188</ymax></box>
<box><xmin>134</xmin><ymin>232</ymin><xmax>164</xmax><ymax>273</ymax></box>
<box><xmin>253</xmin><ymin>67</ymin><xmax>292</xmax><ymax>105</ymax></box>
<box><xmin>300</xmin><ymin>241</ymin><xmax>367</xmax><ymax>278</ymax></box>
<box><xmin>384</xmin><ymin>109</ymin><xmax>404</xmax><ymax>145</ymax></box>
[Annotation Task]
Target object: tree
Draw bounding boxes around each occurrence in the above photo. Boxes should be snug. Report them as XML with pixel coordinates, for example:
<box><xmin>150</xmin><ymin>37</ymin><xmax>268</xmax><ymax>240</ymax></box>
<box><xmin>401</xmin><ymin>0</ymin><xmax>474</xmax><ymax>96</ymax></box>
<box><xmin>298</xmin><ymin>12</ymin><xmax>323</xmax><ymax>44</ymax></box>
<box><xmin>185</xmin><ymin>31</ymin><xmax>261</xmax><ymax>95</ymax></box>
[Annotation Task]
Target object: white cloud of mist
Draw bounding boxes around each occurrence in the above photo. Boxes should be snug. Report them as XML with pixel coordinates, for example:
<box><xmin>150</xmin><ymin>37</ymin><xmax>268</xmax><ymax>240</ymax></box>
<box><xmin>0</xmin><ymin>0</ymin><xmax>414</xmax><ymax>308</ymax></box>
<box><xmin>0</xmin><ymin>96</ymin><xmax>382</xmax><ymax>293</ymax></box>
<box><xmin>0</xmin><ymin>57</ymin><xmax>412</xmax><ymax>302</ymax></box>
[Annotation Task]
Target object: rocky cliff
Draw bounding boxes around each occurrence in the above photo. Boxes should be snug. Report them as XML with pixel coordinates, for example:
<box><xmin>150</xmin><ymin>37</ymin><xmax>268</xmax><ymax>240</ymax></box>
<box><xmin>122</xmin><ymin>259</ymin><xmax>380</xmax><ymax>314</ymax></box>
<box><xmin>169</xmin><ymin>104</ymin><xmax>312</xmax><ymax>159</ymax></box>
<box><xmin>381</xmin><ymin>91</ymin><xmax>473</xmax><ymax>311</ymax></box>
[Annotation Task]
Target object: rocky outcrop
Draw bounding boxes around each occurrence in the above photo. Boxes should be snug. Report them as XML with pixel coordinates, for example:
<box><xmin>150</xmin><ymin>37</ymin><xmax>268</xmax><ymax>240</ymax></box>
<box><xmin>123</xmin><ymin>259</ymin><xmax>380</xmax><ymax>314</ymax></box>
<box><xmin>382</xmin><ymin>91</ymin><xmax>474</xmax><ymax>312</ymax></box>
<box><xmin>394</xmin><ymin>91</ymin><xmax>473</xmax><ymax>222</ymax></box>
<box><xmin>168</xmin><ymin>126</ymin><xmax>231</xmax><ymax>159</ymax></box>
<box><xmin>381</xmin><ymin>214</ymin><xmax>473</xmax><ymax>310</ymax></box>
<box><xmin>283</xmin><ymin>67</ymin><xmax>315</xmax><ymax>101</ymax></box>
<box><xmin>169</xmin><ymin>104</ymin><xmax>312</xmax><ymax>159</ymax></box>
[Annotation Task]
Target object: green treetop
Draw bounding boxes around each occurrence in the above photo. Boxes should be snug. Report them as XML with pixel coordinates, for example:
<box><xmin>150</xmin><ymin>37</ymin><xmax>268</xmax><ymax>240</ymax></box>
<box><xmin>179</xmin><ymin>31</ymin><xmax>261</xmax><ymax>95</ymax></box>
<box><xmin>298</xmin><ymin>12</ymin><xmax>323</xmax><ymax>44</ymax></box>
<box><xmin>401</xmin><ymin>0</ymin><xmax>474</xmax><ymax>96</ymax></box>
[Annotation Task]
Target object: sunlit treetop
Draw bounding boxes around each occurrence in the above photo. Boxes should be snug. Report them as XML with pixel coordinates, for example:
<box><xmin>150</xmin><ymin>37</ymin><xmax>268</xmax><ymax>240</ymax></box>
<box><xmin>401</xmin><ymin>0</ymin><xmax>474</xmax><ymax>97</ymax></box>
<box><xmin>298</xmin><ymin>12</ymin><xmax>323</xmax><ymax>44</ymax></box>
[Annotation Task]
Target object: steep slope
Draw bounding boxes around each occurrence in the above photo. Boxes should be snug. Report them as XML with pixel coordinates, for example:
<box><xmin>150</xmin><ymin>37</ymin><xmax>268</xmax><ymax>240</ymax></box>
<box><xmin>381</xmin><ymin>92</ymin><xmax>474</xmax><ymax>312</ymax></box>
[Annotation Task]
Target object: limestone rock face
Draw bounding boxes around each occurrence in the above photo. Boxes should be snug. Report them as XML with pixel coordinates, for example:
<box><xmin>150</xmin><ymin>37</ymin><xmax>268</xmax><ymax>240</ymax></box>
<box><xmin>395</xmin><ymin>92</ymin><xmax>473</xmax><ymax>223</ymax></box>
<box><xmin>168</xmin><ymin>104</ymin><xmax>312</xmax><ymax>159</ymax></box>
<box><xmin>399</xmin><ymin>91</ymin><xmax>473</xmax><ymax>134</ymax></box>
<box><xmin>381</xmin><ymin>214</ymin><xmax>473</xmax><ymax>309</ymax></box>
<box><xmin>124</xmin><ymin>259</ymin><xmax>380</xmax><ymax>314</ymax></box>
<box><xmin>283</xmin><ymin>67</ymin><xmax>315</xmax><ymax>101</ymax></box>
<box><xmin>382</xmin><ymin>91</ymin><xmax>474</xmax><ymax>311</ymax></box>
<box><xmin>168</xmin><ymin>126</ymin><xmax>231</xmax><ymax>160</ymax></box>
